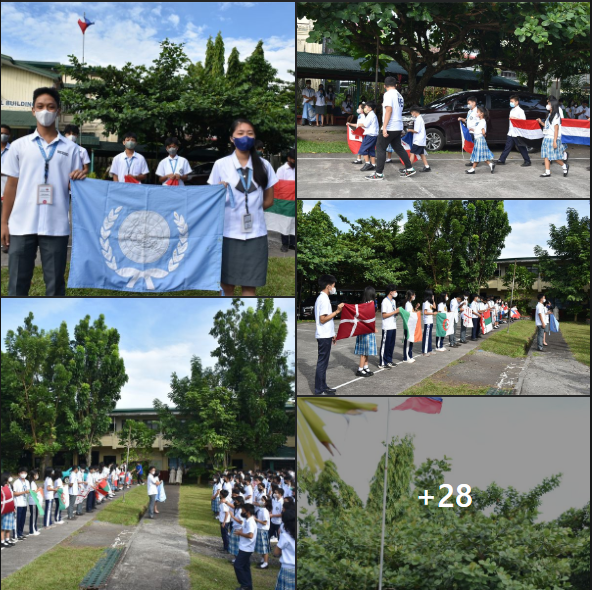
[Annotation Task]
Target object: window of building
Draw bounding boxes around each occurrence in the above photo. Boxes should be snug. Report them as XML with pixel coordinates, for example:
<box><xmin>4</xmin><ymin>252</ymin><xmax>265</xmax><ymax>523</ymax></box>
<box><xmin>144</xmin><ymin>420</ymin><xmax>161</xmax><ymax>432</ymax></box>
<box><xmin>525</xmin><ymin>265</ymin><xmax>539</xmax><ymax>275</ymax></box>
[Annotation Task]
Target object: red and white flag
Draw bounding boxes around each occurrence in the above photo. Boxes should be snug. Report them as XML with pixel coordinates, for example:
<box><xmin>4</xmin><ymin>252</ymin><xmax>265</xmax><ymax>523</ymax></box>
<box><xmin>509</xmin><ymin>119</ymin><xmax>544</xmax><ymax>140</ymax></box>
<box><xmin>347</xmin><ymin>126</ymin><xmax>364</xmax><ymax>154</ymax></box>
<box><xmin>336</xmin><ymin>302</ymin><xmax>376</xmax><ymax>340</ymax></box>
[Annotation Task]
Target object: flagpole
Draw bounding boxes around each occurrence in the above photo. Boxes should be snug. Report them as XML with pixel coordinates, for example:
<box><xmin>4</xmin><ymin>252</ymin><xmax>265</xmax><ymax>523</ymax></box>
<box><xmin>82</xmin><ymin>12</ymin><xmax>85</xmax><ymax>64</ymax></box>
<box><xmin>507</xmin><ymin>260</ymin><xmax>517</xmax><ymax>334</ymax></box>
<box><xmin>378</xmin><ymin>396</ymin><xmax>391</xmax><ymax>590</ymax></box>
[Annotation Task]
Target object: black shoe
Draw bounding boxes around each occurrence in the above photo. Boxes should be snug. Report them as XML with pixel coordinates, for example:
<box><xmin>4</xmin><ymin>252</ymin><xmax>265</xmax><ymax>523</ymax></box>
<box><xmin>399</xmin><ymin>168</ymin><xmax>406</xmax><ymax>173</ymax></box>
<box><xmin>359</xmin><ymin>163</ymin><xmax>373</xmax><ymax>171</ymax></box>
<box><xmin>495</xmin><ymin>160</ymin><xmax>506</xmax><ymax>165</ymax></box>
<box><xmin>465</xmin><ymin>162</ymin><xmax>474</xmax><ymax>167</ymax></box>
<box><xmin>421</xmin><ymin>167</ymin><xmax>431</xmax><ymax>172</ymax></box>
<box><xmin>471</xmin><ymin>338</ymin><xmax>477</xmax><ymax>341</ymax></box>
<box><xmin>520</xmin><ymin>162</ymin><xmax>531</xmax><ymax>167</ymax></box>
<box><xmin>563</xmin><ymin>163</ymin><xmax>569</xmax><ymax>177</ymax></box>
<box><xmin>352</xmin><ymin>159</ymin><xmax>363</xmax><ymax>164</ymax></box>
<box><xmin>401</xmin><ymin>168</ymin><xmax>416</xmax><ymax>177</ymax></box>
<box><xmin>539</xmin><ymin>172</ymin><xmax>551</xmax><ymax>177</ymax></box>
<box><xmin>465</xmin><ymin>169</ymin><xmax>475</xmax><ymax>174</ymax></box>
<box><xmin>280</xmin><ymin>245</ymin><xmax>289</xmax><ymax>253</ymax></box>
<box><xmin>365</xmin><ymin>173</ymin><xmax>384</xmax><ymax>180</ymax></box>
<box><xmin>324</xmin><ymin>388</ymin><xmax>337</xmax><ymax>394</ymax></box>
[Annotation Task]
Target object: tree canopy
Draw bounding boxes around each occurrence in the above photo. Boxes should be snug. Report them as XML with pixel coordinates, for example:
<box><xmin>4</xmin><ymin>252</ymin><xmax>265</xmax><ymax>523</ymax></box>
<box><xmin>297</xmin><ymin>2</ymin><xmax>590</xmax><ymax>100</ymax></box>
<box><xmin>61</xmin><ymin>36</ymin><xmax>294</xmax><ymax>156</ymax></box>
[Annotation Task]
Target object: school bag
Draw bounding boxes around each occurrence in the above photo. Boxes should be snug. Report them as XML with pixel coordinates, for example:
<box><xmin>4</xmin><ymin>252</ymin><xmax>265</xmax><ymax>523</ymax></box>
<box><xmin>549</xmin><ymin>314</ymin><xmax>560</xmax><ymax>333</ymax></box>
<box><xmin>1</xmin><ymin>485</ymin><xmax>15</xmax><ymax>515</ymax></box>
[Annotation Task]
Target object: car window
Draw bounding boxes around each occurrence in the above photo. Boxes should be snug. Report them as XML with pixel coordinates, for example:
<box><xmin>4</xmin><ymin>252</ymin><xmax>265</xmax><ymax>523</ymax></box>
<box><xmin>519</xmin><ymin>96</ymin><xmax>544</xmax><ymax>110</ymax></box>
<box><xmin>489</xmin><ymin>94</ymin><xmax>511</xmax><ymax>110</ymax></box>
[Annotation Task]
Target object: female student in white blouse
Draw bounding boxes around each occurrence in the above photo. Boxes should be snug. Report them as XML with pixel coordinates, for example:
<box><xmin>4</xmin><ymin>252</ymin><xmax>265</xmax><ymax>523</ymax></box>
<box><xmin>273</xmin><ymin>510</ymin><xmax>296</xmax><ymax>590</ymax></box>
<box><xmin>208</xmin><ymin>119</ymin><xmax>278</xmax><ymax>296</ymax></box>
<box><xmin>537</xmin><ymin>98</ymin><xmax>569</xmax><ymax>178</ymax></box>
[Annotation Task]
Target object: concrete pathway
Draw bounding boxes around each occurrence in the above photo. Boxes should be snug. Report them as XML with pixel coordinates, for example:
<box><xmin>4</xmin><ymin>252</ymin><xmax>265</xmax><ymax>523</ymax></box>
<box><xmin>106</xmin><ymin>485</ymin><xmax>190</xmax><ymax>590</ymax></box>
<box><xmin>1</xmin><ymin>490</ymin><xmax>113</xmax><ymax>579</ymax></box>
<box><xmin>517</xmin><ymin>328</ymin><xmax>590</xmax><ymax>395</ymax></box>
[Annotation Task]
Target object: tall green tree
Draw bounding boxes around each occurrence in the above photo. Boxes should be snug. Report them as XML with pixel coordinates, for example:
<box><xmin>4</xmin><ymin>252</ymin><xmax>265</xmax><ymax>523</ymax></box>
<box><xmin>534</xmin><ymin>207</ymin><xmax>590</xmax><ymax>321</ymax></box>
<box><xmin>226</xmin><ymin>47</ymin><xmax>243</xmax><ymax>80</ymax></box>
<box><xmin>210</xmin><ymin>299</ymin><xmax>293</xmax><ymax>468</ymax></box>
<box><xmin>205</xmin><ymin>32</ymin><xmax>226</xmax><ymax>79</ymax></box>
<box><xmin>117</xmin><ymin>420</ymin><xmax>157</xmax><ymax>465</ymax></box>
<box><xmin>3</xmin><ymin>314</ymin><xmax>61</xmax><ymax>471</ymax></box>
<box><xmin>62</xmin><ymin>315</ymin><xmax>128</xmax><ymax>467</ymax></box>
<box><xmin>502</xmin><ymin>264</ymin><xmax>538</xmax><ymax>313</ymax></box>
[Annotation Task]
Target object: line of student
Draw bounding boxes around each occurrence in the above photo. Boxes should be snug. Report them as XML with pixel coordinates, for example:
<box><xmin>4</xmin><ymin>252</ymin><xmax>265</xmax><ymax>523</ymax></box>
<box><xmin>312</xmin><ymin>275</ymin><xmax>519</xmax><ymax>395</ymax></box>
<box><xmin>1</xmin><ymin>86</ymin><xmax>288</xmax><ymax>297</ymax></box>
<box><xmin>210</xmin><ymin>469</ymin><xmax>295</xmax><ymax>590</ymax></box>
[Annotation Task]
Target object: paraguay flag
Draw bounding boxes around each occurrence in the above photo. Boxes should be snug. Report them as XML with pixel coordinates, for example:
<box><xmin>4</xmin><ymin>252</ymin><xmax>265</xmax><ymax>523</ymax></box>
<box><xmin>561</xmin><ymin>119</ymin><xmax>590</xmax><ymax>146</ymax></box>
<box><xmin>78</xmin><ymin>16</ymin><xmax>95</xmax><ymax>34</ymax></box>
<box><xmin>392</xmin><ymin>397</ymin><xmax>443</xmax><ymax>414</ymax></box>
<box><xmin>460</xmin><ymin>122</ymin><xmax>474</xmax><ymax>153</ymax></box>
<box><xmin>399</xmin><ymin>131</ymin><xmax>415</xmax><ymax>165</ymax></box>
<box><xmin>398</xmin><ymin>307</ymin><xmax>422</xmax><ymax>343</ymax></box>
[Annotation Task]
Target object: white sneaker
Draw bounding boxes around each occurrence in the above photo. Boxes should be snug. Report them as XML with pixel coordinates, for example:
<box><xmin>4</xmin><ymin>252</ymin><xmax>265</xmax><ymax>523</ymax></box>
<box><xmin>405</xmin><ymin>358</ymin><xmax>416</xmax><ymax>363</ymax></box>
<box><xmin>56</xmin><ymin>521</ymin><xmax>64</xmax><ymax>525</ymax></box>
<box><xmin>32</xmin><ymin>531</ymin><xmax>41</xmax><ymax>536</ymax></box>
<box><xmin>259</xmin><ymin>562</ymin><xmax>269</xmax><ymax>569</ymax></box>
<box><xmin>437</xmin><ymin>347</ymin><xmax>448</xmax><ymax>352</ymax></box>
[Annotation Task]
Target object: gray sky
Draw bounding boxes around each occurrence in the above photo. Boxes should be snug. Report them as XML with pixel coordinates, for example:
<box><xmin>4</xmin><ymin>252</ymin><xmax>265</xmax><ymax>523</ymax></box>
<box><xmin>307</xmin><ymin>397</ymin><xmax>590</xmax><ymax>521</ymax></box>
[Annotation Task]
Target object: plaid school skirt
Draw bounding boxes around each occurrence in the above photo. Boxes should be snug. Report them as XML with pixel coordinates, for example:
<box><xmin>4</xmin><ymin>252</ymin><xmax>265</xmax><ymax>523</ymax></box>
<box><xmin>211</xmin><ymin>497</ymin><xmax>220</xmax><ymax>514</ymax></box>
<box><xmin>2</xmin><ymin>511</ymin><xmax>16</xmax><ymax>531</ymax></box>
<box><xmin>255</xmin><ymin>528</ymin><xmax>270</xmax><ymax>555</ymax></box>
<box><xmin>275</xmin><ymin>566</ymin><xmax>296</xmax><ymax>590</ymax></box>
<box><xmin>470</xmin><ymin>136</ymin><xmax>495</xmax><ymax>162</ymax></box>
<box><xmin>541</xmin><ymin>136</ymin><xmax>565</xmax><ymax>161</ymax></box>
<box><xmin>228</xmin><ymin>526</ymin><xmax>240</xmax><ymax>555</ymax></box>
<box><xmin>354</xmin><ymin>332</ymin><xmax>377</xmax><ymax>356</ymax></box>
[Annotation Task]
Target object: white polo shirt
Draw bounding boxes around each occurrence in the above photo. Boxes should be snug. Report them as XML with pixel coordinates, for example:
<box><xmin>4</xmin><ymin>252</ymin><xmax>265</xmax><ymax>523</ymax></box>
<box><xmin>256</xmin><ymin>507</ymin><xmax>270</xmax><ymax>530</ymax></box>
<box><xmin>535</xmin><ymin>302</ymin><xmax>547</xmax><ymax>327</ymax></box>
<box><xmin>109</xmin><ymin>151</ymin><xmax>149</xmax><ymax>182</ymax></box>
<box><xmin>79</xmin><ymin>145</ymin><xmax>91</xmax><ymax>167</ymax></box>
<box><xmin>473</xmin><ymin>119</ymin><xmax>487</xmax><ymax>137</ymax></box>
<box><xmin>381</xmin><ymin>296</ymin><xmax>397</xmax><ymax>330</ymax></box>
<box><xmin>278</xmin><ymin>531</ymin><xmax>295</xmax><ymax>567</ymax></box>
<box><xmin>466</xmin><ymin>107</ymin><xmax>479</xmax><ymax>133</ymax></box>
<box><xmin>1</xmin><ymin>142</ymin><xmax>11</xmax><ymax>197</ymax></box>
<box><xmin>2</xmin><ymin>131</ymin><xmax>81</xmax><ymax>236</ymax></box>
<box><xmin>13</xmin><ymin>477</ymin><xmax>30</xmax><ymax>508</ymax></box>
<box><xmin>218</xmin><ymin>501</ymin><xmax>229</xmax><ymax>524</ymax></box>
<box><xmin>28</xmin><ymin>480</ymin><xmax>38</xmax><ymax>506</ymax></box>
<box><xmin>155</xmin><ymin>155</ymin><xmax>192</xmax><ymax>186</ymax></box>
<box><xmin>362</xmin><ymin>111</ymin><xmax>379</xmax><ymax>136</ymax></box>
<box><xmin>422</xmin><ymin>301</ymin><xmax>433</xmax><ymax>325</ymax></box>
<box><xmin>412</xmin><ymin>115</ymin><xmax>426</xmax><ymax>146</ymax></box>
<box><xmin>44</xmin><ymin>476</ymin><xmax>54</xmax><ymax>500</ymax></box>
<box><xmin>207</xmin><ymin>151</ymin><xmax>278</xmax><ymax>241</ymax></box>
<box><xmin>314</xmin><ymin>291</ymin><xmax>335</xmax><ymax>339</ymax></box>
<box><xmin>470</xmin><ymin>301</ymin><xmax>479</xmax><ymax>318</ymax></box>
<box><xmin>315</xmin><ymin>91</ymin><xmax>326</xmax><ymax>107</ymax></box>
<box><xmin>301</xmin><ymin>87</ymin><xmax>314</xmax><ymax>105</ymax></box>
<box><xmin>271</xmin><ymin>497</ymin><xmax>284</xmax><ymax>525</ymax></box>
<box><xmin>239</xmin><ymin>515</ymin><xmax>257</xmax><ymax>552</ymax></box>
<box><xmin>276</xmin><ymin>162</ymin><xmax>295</xmax><ymax>181</ymax></box>
<box><xmin>507</xmin><ymin>105</ymin><xmax>526</xmax><ymax>137</ymax></box>
<box><xmin>382</xmin><ymin>88</ymin><xmax>404</xmax><ymax>131</ymax></box>
<box><xmin>69</xmin><ymin>472</ymin><xmax>79</xmax><ymax>495</ymax></box>
<box><xmin>147</xmin><ymin>473</ymin><xmax>159</xmax><ymax>495</ymax></box>
<box><xmin>578</xmin><ymin>107</ymin><xmax>590</xmax><ymax>120</ymax></box>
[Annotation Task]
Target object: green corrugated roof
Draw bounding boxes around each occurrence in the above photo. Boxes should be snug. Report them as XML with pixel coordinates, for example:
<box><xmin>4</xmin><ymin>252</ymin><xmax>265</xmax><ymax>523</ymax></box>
<box><xmin>0</xmin><ymin>110</ymin><xmax>37</xmax><ymax>127</ymax></box>
<box><xmin>297</xmin><ymin>52</ymin><xmax>525</xmax><ymax>89</ymax></box>
<box><xmin>263</xmin><ymin>446</ymin><xmax>295</xmax><ymax>459</ymax></box>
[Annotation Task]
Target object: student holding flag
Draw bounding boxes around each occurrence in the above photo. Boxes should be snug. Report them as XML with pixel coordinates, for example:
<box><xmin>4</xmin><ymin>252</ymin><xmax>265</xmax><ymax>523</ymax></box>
<box><xmin>378</xmin><ymin>285</ymin><xmax>400</xmax><ymax>369</ymax></box>
<box><xmin>27</xmin><ymin>470</ymin><xmax>41</xmax><ymax>536</ymax></box>
<box><xmin>13</xmin><ymin>468</ymin><xmax>30</xmax><ymax>540</ymax></box>
<box><xmin>470</xmin><ymin>294</ymin><xmax>483</xmax><ymax>341</ymax></box>
<box><xmin>348</xmin><ymin>101</ymin><xmax>379</xmax><ymax>172</ymax></box>
<box><xmin>422</xmin><ymin>290</ymin><xmax>436</xmax><ymax>356</ymax></box>
<box><xmin>354</xmin><ymin>286</ymin><xmax>379</xmax><ymax>377</ymax></box>
<box><xmin>402</xmin><ymin>290</ymin><xmax>420</xmax><ymax>363</ymax></box>
<box><xmin>458</xmin><ymin>96</ymin><xmax>480</xmax><ymax>167</ymax></box>
<box><xmin>109</xmin><ymin>132</ymin><xmax>150</xmax><ymax>183</ymax></box>
<box><xmin>53</xmin><ymin>472</ymin><xmax>65</xmax><ymax>525</ymax></box>
<box><xmin>466</xmin><ymin>107</ymin><xmax>496</xmax><ymax>174</ymax></box>
<box><xmin>435</xmin><ymin>294</ymin><xmax>450</xmax><ymax>352</ymax></box>
<box><xmin>156</xmin><ymin>137</ymin><xmax>191</xmax><ymax>186</ymax></box>
<box><xmin>449</xmin><ymin>294</ymin><xmax>463</xmax><ymax>348</ymax></box>
<box><xmin>459</xmin><ymin>291</ymin><xmax>470</xmax><ymax>343</ymax></box>
<box><xmin>404</xmin><ymin>106</ymin><xmax>431</xmax><ymax>172</ymax></box>
<box><xmin>537</xmin><ymin>98</ymin><xmax>569</xmax><ymax>178</ymax></box>
<box><xmin>495</xmin><ymin>96</ymin><xmax>531</xmax><ymax>167</ymax></box>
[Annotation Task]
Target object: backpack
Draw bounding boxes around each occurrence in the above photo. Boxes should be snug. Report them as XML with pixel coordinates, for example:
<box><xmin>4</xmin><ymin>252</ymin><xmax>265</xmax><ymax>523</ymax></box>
<box><xmin>1</xmin><ymin>485</ymin><xmax>15</xmax><ymax>515</ymax></box>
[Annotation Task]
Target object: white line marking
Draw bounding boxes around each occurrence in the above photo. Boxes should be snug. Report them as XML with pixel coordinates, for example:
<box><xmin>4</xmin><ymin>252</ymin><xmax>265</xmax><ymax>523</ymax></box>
<box><xmin>415</xmin><ymin>184</ymin><xmax>437</xmax><ymax>198</ymax></box>
<box><xmin>334</xmin><ymin>368</ymin><xmax>385</xmax><ymax>389</ymax></box>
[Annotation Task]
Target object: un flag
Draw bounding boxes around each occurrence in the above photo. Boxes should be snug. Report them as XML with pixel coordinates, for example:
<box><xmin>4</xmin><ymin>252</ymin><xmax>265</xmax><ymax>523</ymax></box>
<box><xmin>68</xmin><ymin>179</ymin><xmax>227</xmax><ymax>293</ymax></box>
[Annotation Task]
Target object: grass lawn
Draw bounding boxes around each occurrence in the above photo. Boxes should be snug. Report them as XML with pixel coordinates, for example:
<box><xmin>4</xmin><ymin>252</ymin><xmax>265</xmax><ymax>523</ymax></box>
<box><xmin>179</xmin><ymin>484</ymin><xmax>220</xmax><ymax>537</ymax></box>
<box><xmin>477</xmin><ymin>321</ymin><xmax>536</xmax><ymax>358</ymax></box>
<box><xmin>560</xmin><ymin>321</ymin><xmax>590</xmax><ymax>366</ymax></box>
<box><xmin>1</xmin><ymin>546</ymin><xmax>105</xmax><ymax>590</ymax></box>
<box><xmin>187</xmin><ymin>553</ymin><xmax>279</xmax><ymax>590</ymax></box>
<box><xmin>95</xmin><ymin>484</ymin><xmax>148</xmax><ymax>526</ymax></box>
<box><xmin>404</xmin><ymin>378</ymin><xmax>490</xmax><ymax>395</ymax></box>
<box><xmin>0</xmin><ymin>258</ymin><xmax>295</xmax><ymax>297</ymax></box>
<box><xmin>297</xmin><ymin>138</ymin><xmax>458</xmax><ymax>155</ymax></box>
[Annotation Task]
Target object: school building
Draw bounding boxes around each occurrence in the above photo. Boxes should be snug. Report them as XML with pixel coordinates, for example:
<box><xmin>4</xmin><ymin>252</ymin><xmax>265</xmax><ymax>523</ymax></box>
<box><xmin>69</xmin><ymin>401</ymin><xmax>296</xmax><ymax>477</ymax></box>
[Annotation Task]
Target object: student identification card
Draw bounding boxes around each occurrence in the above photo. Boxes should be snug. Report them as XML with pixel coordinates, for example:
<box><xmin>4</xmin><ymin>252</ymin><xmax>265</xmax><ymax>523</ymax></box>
<box><xmin>37</xmin><ymin>184</ymin><xmax>53</xmax><ymax>205</ymax></box>
<box><xmin>242</xmin><ymin>214</ymin><xmax>253</xmax><ymax>233</ymax></box>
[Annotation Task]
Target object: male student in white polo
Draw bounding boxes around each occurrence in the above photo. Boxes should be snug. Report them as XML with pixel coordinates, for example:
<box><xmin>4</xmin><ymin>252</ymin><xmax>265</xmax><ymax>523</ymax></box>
<box><xmin>1</xmin><ymin>124</ymin><xmax>11</xmax><ymax>254</ymax></box>
<box><xmin>1</xmin><ymin>87</ymin><xmax>87</xmax><ymax>296</ymax></box>
<box><xmin>156</xmin><ymin>136</ymin><xmax>192</xmax><ymax>186</ymax></box>
<box><xmin>314</xmin><ymin>274</ymin><xmax>345</xmax><ymax>395</ymax></box>
<box><xmin>109</xmin><ymin>132</ymin><xmax>149</xmax><ymax>183</ymax></box>
<box><xmin>63</xmin><ymin>124</ymin><xmax>90</xmax><ymax>174</ymax></box>
<box><xmin>535</xmin><ymin>293</ymin><xmax>548</xmax><ymax>352</ymax></box>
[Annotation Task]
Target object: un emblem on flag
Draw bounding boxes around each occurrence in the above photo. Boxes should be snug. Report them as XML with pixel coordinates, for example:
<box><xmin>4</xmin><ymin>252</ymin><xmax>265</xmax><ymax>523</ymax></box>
<box><xmin>100</xmin><ymin>207</ymin><xmax>189</xmax><ymax>290</ymax></box>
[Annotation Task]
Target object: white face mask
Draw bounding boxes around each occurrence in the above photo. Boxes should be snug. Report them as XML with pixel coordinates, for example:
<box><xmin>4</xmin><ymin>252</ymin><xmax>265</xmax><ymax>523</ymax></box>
<box><xmin>546</xmin><ymin>104</ymin><xmax>552</xmax><ymax>111</ymax></box>
<box><xmin>393</xmin><ymin>292</ymin><xmax>397</xmax><ymax>298</ymax></box>
<box><xmin>35</xmin><ymin>109</ymin><xmax>58</xmax><ymax>127</ymax></box>
<box><xmin>1</xmin><ymin>134</ymin><xmax>10</xmax><ymax>143</ymax></box>
<box><xmin>445</xmin><ymin>296</ymin><xmax>449</xmax><ymax>301</ymax></box>
<box><xmin>66</xmin><ymin>135</ymin><xmax>78</xmax><ymax>143</ymax></box>
<box><xmin>330</xmin><ymin>287</ymin><xmax>337</xmax><ymax>295</ymax></box>
<box><xmin>20</xmin><ymin>473</ymin><xmax>27</xmax><ymax>479</ymax></box>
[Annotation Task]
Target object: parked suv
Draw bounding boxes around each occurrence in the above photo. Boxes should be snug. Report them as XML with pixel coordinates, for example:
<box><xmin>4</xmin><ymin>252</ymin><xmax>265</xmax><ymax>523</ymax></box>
<box><xmin>402</xmin><ymin>90</ymin><xmax>549</xmax><ymax>152</ymax></box>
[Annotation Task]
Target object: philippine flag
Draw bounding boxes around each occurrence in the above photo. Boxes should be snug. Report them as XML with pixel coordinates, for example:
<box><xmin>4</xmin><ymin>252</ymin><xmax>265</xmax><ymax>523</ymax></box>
<box><xmin>561</xmin><ymin>119</ymin><xmax>590</xmax><ymax>146</ymax></box>
<box><xmin>460</xmin><ymin>122</ymin><xmax>474</xmax><ymax>153</ymax></box>
<box><xmin>78</xmin><ymin>16</ymin><xmax>95</xmax><ymax>34</ymax></box>
<box><xmin>400</xmin><ymin>131</ymin><xmax>415</xmax><ymax>165</ymax></box>
<box><xmin>392</xmin><ymin>397</ymin><xmax>443</xmax><ymax>414</ymax></box>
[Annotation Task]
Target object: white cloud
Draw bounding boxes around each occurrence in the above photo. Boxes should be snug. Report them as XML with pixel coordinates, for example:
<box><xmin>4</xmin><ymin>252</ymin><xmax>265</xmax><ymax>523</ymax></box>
<box><xmin>152</xmin><ymin>5</ymin><xmax>162</xmax><ymax>16</ymax></box>
<box><xmin>168</xmin><ymin>13</ymin><xmax>180</xmax><ymax>27</ymax></box>
<box><xmin>219</xmin><ymin>2</ymin><xmax>256</xmax><ymax>11</ymax></box>
<box><xmin>501</xmin><ymin>213</ymin><xmax>563</xmax><ymax>259</ymax></box>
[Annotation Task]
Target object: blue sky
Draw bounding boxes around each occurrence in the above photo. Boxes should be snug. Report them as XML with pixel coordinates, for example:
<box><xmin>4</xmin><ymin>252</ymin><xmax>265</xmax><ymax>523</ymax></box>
<box><xmin>301</xmin><ymin>199</ymin><xmax>591</xmax><ymax>259</ymax></box>
<box><xmin>0</xmin><ymin>2</ymin><xmax>294</xmax><ymax>81</ymax></box>
<box><xmin>1</xmin><ymin>298</ymin><xmax>295</xmax><ymax>409</ymax></box>
<box><xmin>304</xmin><ymin>397</ymin><xmax>590</xmax><ymax>521</ymax></box>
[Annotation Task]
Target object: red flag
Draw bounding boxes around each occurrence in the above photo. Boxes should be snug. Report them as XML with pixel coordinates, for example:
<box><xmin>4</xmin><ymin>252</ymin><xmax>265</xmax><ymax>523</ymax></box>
<box><xmin>165</xmin><ymin>178</ymin><xmax>179</xmax><ymax>186</ymax></box>
<box><xmin>392</xmin><ymin>397</ymin><xmax>443</xmax><ymax>414</ymax></box>
<box><xmin>78</xmin><ymin>16</ymin><xmax>95</xmax><ymax>34</ymax></box>
<box><xmin>124</xmin><ymin>175</ymin><xmax>140</xmax><ymax>184</ymax></box>
<box><xmin>347</xmin><ymin>126</ymin><xmax>364</xmax><ymax>154</ymax></box>
<box><xmin>274</xmin><ymin>179</ymin><xmax>295</xmax><ymax>201</ymax></box>
<box><xmin>336</xmin><ymin>302</ymin><xmax>376</xmax><ymax>340</ymax></box>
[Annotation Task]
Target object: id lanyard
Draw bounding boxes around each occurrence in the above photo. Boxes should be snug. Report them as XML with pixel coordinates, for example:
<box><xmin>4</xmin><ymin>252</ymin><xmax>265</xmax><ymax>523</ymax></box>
<box><xmin>238</xmin><ymin>167</ymin><xmax>253</xmax><ymax>214</ymax></box>
<box><xmin>169</xmin><ymin>158</ymin><xmax>178</xmax><ymax>175</ymax></box>
<box><xmin>125</xmin><ymin>156</ymin><xmax>135</xmax><ymax>176</ymax></box>
<box><xmin>35</xmin><ymin>137</ymin><xmax>58</xmax><ymax>183</ymax></box>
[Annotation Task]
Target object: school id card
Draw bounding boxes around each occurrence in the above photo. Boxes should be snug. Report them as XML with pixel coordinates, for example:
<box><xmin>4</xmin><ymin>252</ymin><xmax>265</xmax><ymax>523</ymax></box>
<box><xmin>37</xmin><ymin>184</ymin><xmax>53</xmax><ymax>205</ymax></box>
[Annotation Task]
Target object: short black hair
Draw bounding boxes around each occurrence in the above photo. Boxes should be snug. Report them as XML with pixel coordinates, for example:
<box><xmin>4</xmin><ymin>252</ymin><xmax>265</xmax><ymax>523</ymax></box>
<box><xmin>287</xmin><ymin>148</ymin><xmax>295</xmax><ymax>159</ymax></box>
<box><xmin>33</xmin><ymin>86</ymin><xmax>61</xmax><ymax>108</ymax></box>
<box><xmin>255</xmin><ymin>140</ymin><xmax>264</xmax><ymax>150</ymax></box>
<box><xmin>243</xmin><ymin>503</ymin><xmax>255</xmax><ymax>516</ymax></box>
<box><xmin>305</xmin><ymin>79</ymin><xmax>311</xmax><ymax>83</ymax></box>
<box><xmin>467</xmin><ymin>95</ymin><xmax>478</xmax><ymax>104</ymax></box>
<box><xmin>318</xmin><ymin>274</ymin><xmax>336</xmax><ymax>290</ymax></box>
<box><xmin>509</xmin><ymin>95</ymin><xmax>520</xmax><ymax>102</ymax></box>
<box><xmin>165</xmin><ymin>136</ymin><xmax>180</xmax><ymax>147</ymax></box>
<box><xmin>537</xmin><ymin>293</ymin><xmax>545</xmax><ymax>301</ymax></box>
<box><xmin>220</xmin><ymin>489</ymin><xmax>229</xmax><ymax>499</ymax></box>
<box><xmin>583</xmin><ymin>100</ymin><xmax>589</xmax><ymax>105</ymax></box>
<box><xmin>409</xmin><ymin>105</ymin><xmax>421</xmax><ymax>113</ymax></box>
<box><xmin>64</xmin><ymin>124</ymin><xmax>80</xmax><ymax>135</ymax></box>
<box><xmin>1</xmin><ymin>124</ymin><xmax>11</xmax><ymax>133</ymax></box>
<box><xmin>385</xmin><ymin>284</ymin><xmax>397</xmax><ymax>294</ymax></box>
<box><xmin>365</xmin><ymin>100</ymin><xmax>377</xmax><ymax>110</ymax></box>
<box><xmin>123</xmin><ymin>132</ymin><xmax>138</xmax><ymax>141</ymax></box>
<box><xmin>384</xmin><ymin>76</ymin><xmax>397</xmax><ymax>88</ymax></box>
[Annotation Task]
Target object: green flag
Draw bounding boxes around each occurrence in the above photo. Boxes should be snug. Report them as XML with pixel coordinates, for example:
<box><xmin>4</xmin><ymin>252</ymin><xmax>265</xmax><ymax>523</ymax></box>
<box><xmin>31</xmin><ymin>488</ymin><xmax>45</xmax><ymax>516</ymax></box>
<box><xmin>56</xmin><ymin>488</ymin><xmax>67</xmax><ymax>511</ymax></box>
<box><xmin>436</xmin><ymin>312</ymin><xmax>449</xmax><ymax>338</ymax></box>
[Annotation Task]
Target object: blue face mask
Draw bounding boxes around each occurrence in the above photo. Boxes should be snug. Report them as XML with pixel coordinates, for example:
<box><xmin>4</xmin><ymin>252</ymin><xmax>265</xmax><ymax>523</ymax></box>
<box><xmin>510</xmin><ymin>102</ymin><xmax>516</xmax><ymax>108</ymax></box>
<box><xmin>233</xmin><ymin>136</ymin><xmax>255</xmax><ymax>152</ymax></box>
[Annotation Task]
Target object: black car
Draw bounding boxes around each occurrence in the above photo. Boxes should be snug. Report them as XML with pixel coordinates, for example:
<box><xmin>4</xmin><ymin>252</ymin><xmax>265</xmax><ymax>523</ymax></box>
<box><xmin>402</xmin><ymin>89</ymin><xmax>549</xmax><ymax>151</ymax></box>
<box><xmin>185</xmin><ymin>162</ymin><xmax>216</xmax><ymax>185</ymax></box>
